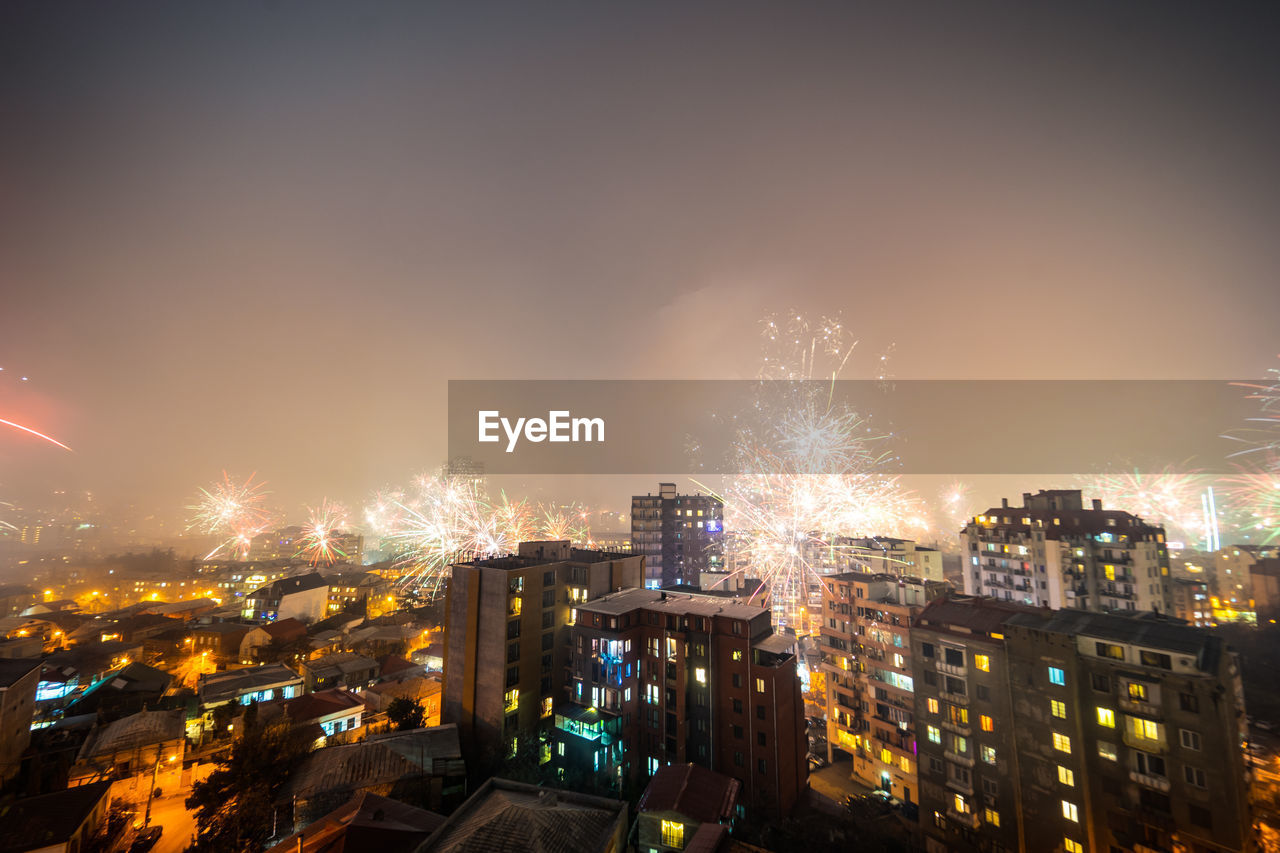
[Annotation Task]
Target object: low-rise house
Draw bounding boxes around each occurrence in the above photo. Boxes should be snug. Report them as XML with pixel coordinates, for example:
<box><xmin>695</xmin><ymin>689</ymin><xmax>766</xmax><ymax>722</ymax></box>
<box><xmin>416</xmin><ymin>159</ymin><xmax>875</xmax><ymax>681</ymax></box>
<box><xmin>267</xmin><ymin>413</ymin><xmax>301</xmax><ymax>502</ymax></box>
<box><xmin>140</xmin><ymin>597</ymin><xmax>219</xmax><ymax>621</ymax></box>
<box><xmin>364</xmin><ymin>675</ymin><xmax>443</xmax><ymax>728</ymax></box>
<box><xmin>299</xmin><ymin>652</ymin><xmax>378</xmax><ymax>692</ymax></box>
<box><xmin>197</xmin><ymin>663</ymin><xmax>303</xmax><ymax>710</ymax></box>
<box><xmin>279</xmin><ymin>725</ymin><xmax>465</xmax><ymax>830</ymax></box>
<box><xmin>637</xmin><ymin>763</ymin><xmax>741</xmax><ymax>853</ymax></box>
<box><xmin>70</xmin><ymin>708</ymin><xmax>186</xmax><ymax>803</ymax></box>
<box><xmin>0</xmin><ymin>584</ymin><xmax>38</xmax><ymax>618</ymax></box>
<box><xmin>416</xmin><ymin>778</ymin><xmax>627</xmax><ymax>853</ymax></box>
<box><xmin>64</xmin><ymin>661</ymin><xmax>173</xmax><ymax>719</ymax></box>
<box><xmin>243</xmin><ymin>572</ymin><xmax>330</xmax><ymax>624</ymax></box>
<box><xmin>326</xmin><ymin>571</ymin><xmax>391</xmax><ymax>616</ymax></box>
<box><xmin>0</xmin><ymin>779</ymin><xmax>112</xmax><ymax>853</ymax></box>
<box><xmin>190</xmin><ymin>622</ymin><xmax>252</xmax><ymax>664</ymax></box>
<box><xmin>282</xmin><ymin>688</ymin><xmax>366</xmax><ymax>739</ymax></box>
<box><xmin>264</xmin><ymin>791</ymin><xmax>444</xmax><ymax>853</ymax></box>
<box><xmin>240</xmin><ymin>617</ymin><xmax>308</xmax><ymax>663</ymax></box>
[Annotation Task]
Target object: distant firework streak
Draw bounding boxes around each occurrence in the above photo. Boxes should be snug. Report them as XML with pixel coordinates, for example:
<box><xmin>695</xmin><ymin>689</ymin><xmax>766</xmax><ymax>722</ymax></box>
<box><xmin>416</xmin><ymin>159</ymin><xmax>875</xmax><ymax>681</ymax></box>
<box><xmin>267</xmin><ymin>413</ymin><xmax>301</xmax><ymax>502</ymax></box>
<box><xmin>187</xmin><ymin>472</ymin><xmax>276</xmax><ymax>560</ymax></box>
<box><xmin>0</xmin><ymin>417</ymin><xmax>72</xmax><ymax>452</ymax></box>
<box><xmin>297</xmin><ymin>499</ymin><xmax>352</xmax><ymax>566</ymax></box>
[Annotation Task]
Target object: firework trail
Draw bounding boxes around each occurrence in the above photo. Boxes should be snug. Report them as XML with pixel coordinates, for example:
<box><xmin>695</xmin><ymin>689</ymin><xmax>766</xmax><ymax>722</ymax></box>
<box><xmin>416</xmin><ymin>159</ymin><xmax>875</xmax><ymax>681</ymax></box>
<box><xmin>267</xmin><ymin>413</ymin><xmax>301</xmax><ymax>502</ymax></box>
<box><xmin>937</xmin><ymin>480</ymin><xmax>974</xmax><ymax>534</ymax></box>
<box><xmin>0</xmin><ymin>500</ymin><xmax>16</xmax><ymax>537</ymax></box>
<box><xmin>0</xmin><ymin>417</ymin><xmax>72</xmax><ymax>452</ymax></box>
<box><xmin>708</xmin><ymin>312</ymin><xmax>927</xmax><ymax>629</ymax></box>
<box><xmin>297</xmin><ymin>499</ymin><xmax>353</xmax><ymax>566</ymax></box>
<box><xmin>1221</xmin><ymin>458</ymin><xmax>1280</xmax><ymax>544</ymax></box>
<box><xmin>1226</xmin><ymin>356</ymin><xmax>1280</xmax><ymax>469</ymax></box>
<box><xmin>187</xmin><ymin>472</ymin><xmax>276</xmax><ymax>560</ymax></box>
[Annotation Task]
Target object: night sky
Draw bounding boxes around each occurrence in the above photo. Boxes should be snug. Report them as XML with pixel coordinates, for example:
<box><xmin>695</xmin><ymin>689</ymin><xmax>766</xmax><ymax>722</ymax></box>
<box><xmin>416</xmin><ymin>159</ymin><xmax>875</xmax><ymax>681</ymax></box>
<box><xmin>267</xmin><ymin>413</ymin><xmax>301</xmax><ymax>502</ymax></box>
<box><xmin>2</xmin><ymin>2</ymin><xmax>1279</xmax><ymax>517</ymax></box>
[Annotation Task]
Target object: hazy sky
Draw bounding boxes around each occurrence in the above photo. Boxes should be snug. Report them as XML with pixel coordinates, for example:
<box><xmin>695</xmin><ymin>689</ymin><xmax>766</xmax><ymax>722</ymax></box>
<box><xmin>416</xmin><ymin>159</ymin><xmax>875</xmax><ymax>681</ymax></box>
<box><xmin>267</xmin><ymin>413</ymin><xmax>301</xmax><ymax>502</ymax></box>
<box><xmin>2</xmin><ymin>2</ymin><xmax>1278</xmax><ymax>519</ymax></box>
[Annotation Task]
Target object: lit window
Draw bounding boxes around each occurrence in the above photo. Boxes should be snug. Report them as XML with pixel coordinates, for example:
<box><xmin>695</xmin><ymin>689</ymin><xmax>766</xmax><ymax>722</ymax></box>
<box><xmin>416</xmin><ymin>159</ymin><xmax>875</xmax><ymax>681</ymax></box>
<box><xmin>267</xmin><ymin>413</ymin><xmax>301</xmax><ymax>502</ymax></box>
<box><xmin>974</xmin><ymin>654</ymin><xmax>990</xmax><ymax>672</ymax></box>
<box><xmin>1104</xmin><ymin>565</ymin><xmax>1116</xmax><ymax>580</ymax></box>
<box><xmin>755</xmin><ymin>677</ymin><xmax>766</xmax><ymax>693</ymax></box>
<box><xmin>927</xmin><ymin>725</ymin><xmax>941</xmax><ymax>744</ymax></box>
<box><xmin>1061</xmin><ymin>800</ymin><xmax>1078</xmax><ymax>822</ymax></box>
<box><xmin>1051</xmin><ymin>700</ymin><xmax>1066</xmax><ymax>719</ymax></box>
<box><xmin>1048</xmin><ymin>667</ymin><xmax>1065</xmax><ymax>686</ymax></box>
<box><xmin>1096</xmin><ymin>707</ymin><xmax>1115</xmax><ymax>728</ymax></box>
<box><xmin>927</xmin><ymin>698</ymin><xmax>939</xmax><ymax>714</ymax></box>
<box><xmin>984</xmin><ymin>807</ymin><xmax>1000</xmax><ymax>826</ymax></box>
<box><xmin>661</xmin><ymin>820</ymin><xmax>684</xmax><ymax>848</ymax></box>
<box><xmin>953</xmin><ymin>793</ymin><xmax>969</xmax><ymax>814</ymax></box>
<box><xmin>1128</xmin><ymin>716</ymin><xmax>1159</xmax><ymax>741</ymax></box>
<box><xmin>731</xmin><ymin>650</ymin><xmax>743</xmax><ymax>661</ymax></box>
<box><xmin>695</xmin><ymin>667</ymin><xmax>707</xmax><ymax>685</ymax></box>
<box><xmin>1065</xmin><ymin>839</ymin><xmax>1083</xmax><ymax>853</ymax></box>
<box><xmin>1057</xmin><ymin>765</ymin><xmax>1074</xmax><ymax>786</ymax></box>
<box><xmin>1127</xmin><ymin>682</ymin><xmax>1148</xmax><ymax>702</ymax></box>
<box><xmin>899</xmin><ymin>755</ymin><xmax>911</xmax><ymax>773</ymax></box>
<box><xmin>1098</xmin><ymin>741</ymin><xmax>1118</xmax><ymax>761</ymax></box>
<box><xmin>1052</xmin><ymin>733</ymin><xmax>1071</xmax><ymax>754</ymax></box>
<box><xmin>980</xmin><ymin>715</ymin><xmax>994</xmax><ymax>732</ymax></box>
<box><xmin>981</xmin><ymin>746</ymin><xmax>996</xmax><ymax>764</ymax></box>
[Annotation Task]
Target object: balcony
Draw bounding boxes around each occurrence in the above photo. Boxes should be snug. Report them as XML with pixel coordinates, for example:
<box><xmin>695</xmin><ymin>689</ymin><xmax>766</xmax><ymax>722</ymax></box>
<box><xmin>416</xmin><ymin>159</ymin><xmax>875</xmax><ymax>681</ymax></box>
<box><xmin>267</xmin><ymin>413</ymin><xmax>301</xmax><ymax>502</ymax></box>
<box><xmin>944</xmin><ymin>750</ymin><xmax>975</xmax><ymax>768</ymax></box>
<box><xmin>1129</xmin><ymin>770</ymin><xmax>1171</xmax><ymax>793</ymax></box>
<box><xmin>940</xmin><ymin>691</ymin><xmax>968</xmax><ymax>707</ymax></box>
<box><xmin>945</xmin><ymin>777</ymin><xmax>975</xmax><ymax>796</ymax></box>
<box><xmin>947</xmin><ymin>809</ymin><xmax>981</xmax><ymax>829</ymax></box>
<box><xmin>937</xmin><ymin>662</ymin><xmax>966</xmax><ymax>678</ymax></box>
<box><xmin>941</xmin><ymin>720</ymin><xmax>972</xmax><ymax>737</ymax></box>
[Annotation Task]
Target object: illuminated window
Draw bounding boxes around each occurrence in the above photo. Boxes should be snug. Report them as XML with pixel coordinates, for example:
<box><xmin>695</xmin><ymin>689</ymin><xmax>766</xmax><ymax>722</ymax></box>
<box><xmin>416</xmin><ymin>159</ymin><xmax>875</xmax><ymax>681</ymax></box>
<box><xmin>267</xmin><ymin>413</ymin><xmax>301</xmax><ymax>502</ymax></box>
<box><xmin>755</xmin><ymin>677</ymin><xmax>766</xmax><ymax>693</ymax></box>
<box><xmin>1065</xmin><ymin>839</ymin><xmax>1083</xmax><ymax>853</ymax></box>
<box><xmin>899</xmin><ymin>755</ymin><xmax>911</xmax><ymax>773</ymax></box>
<box><xmin>1096</xmin><ymin>707</ymin><xmax>1116</xmax><ymax>728</ymax></box>
<box><xmin>953</xmin><ymin>793</ymin><xmax>969</xmax><ymax>814</ymax></box>
<box><xmin>731</xmin><ymin>650</ymin><xmax>743</xmax><ymax>661</ymax></box>
<box><xmin>695</xmin><ymin>667</ymin><xmax>707</xmax><ymax>685</ymax></box>
<box><xmin>1058</xmin><ymin>765</ymin><xmax>1074</xmax><ymax>786</ymax></box>
<box><xmin>927</xmin><ymin>725</ymin><xmax>941</xmax><ymax>744</ymax></box>
<box><xmin>1048</xmin><ymin>667</ymin><xmax>1065</xmax><ymax>686</ymax></box>
<box><xmin>974</xmin><ymin>654</ymin><xmax>990</xmax><ymax>672</ymax></box>
<box><xmin>981</xmin><ymin>746</ymin><xmax>996</xmax><ymax>764</ymax></box>
<box><xmin>1098</xmin><ymin>741</ymin><xmax>1118</xmax><ymax>761</ymax></box>
<box><xmin>1052</xmin><ymin>733</ymin><xmax>1071</xmax><ymax>754</ymax></box>
<box><xmin>953</xmin><ymin>735</ymin><xmax>968</xmax><ymax>754</ymax></box>
<box><xmin>927</xmin><ymin>698</ymin><xmax>939</xmax><ymax>714</ymax></box>
<box><xmin>881</xmin><ymin>747</ymin><xmax>892</xmax><ymax>764</ymax></box>
<box><xmin>1061</xmin><ymin>800</ymin><xmax>1078</xmax><ymax>822</ymax></box>
<box><xmin>1104</xmin><ymin>565</ymin><xmax>1116</xmax><ymax>581</ymax></box>
<box><xmin>1129</xmin><ymin>716</ymin><xmax>1159</xmax><ymax>741</ymax></box>
<box><xmin>1127</xmin><ymin>682</ymin><xmax>1148</xmax><ymax>702</ymax></box>
<box><xmin>980</xmin><ymin>715</ymin><xmax>994</xmax><ymax>732</ymax></box>
<box><xmin>984</xmin><ymin>807</ymin><xmax>1000</xmax><ymax>826</ymax></box>
<box><xmin>1051</xmin><ymin>700</ymin><xmax>1066</xmax><ymax>719</ymax></box>
<box><xmin>661</xmin><ymin>820</ymin><xmax>685</xmax><ymax>849</ymax></box>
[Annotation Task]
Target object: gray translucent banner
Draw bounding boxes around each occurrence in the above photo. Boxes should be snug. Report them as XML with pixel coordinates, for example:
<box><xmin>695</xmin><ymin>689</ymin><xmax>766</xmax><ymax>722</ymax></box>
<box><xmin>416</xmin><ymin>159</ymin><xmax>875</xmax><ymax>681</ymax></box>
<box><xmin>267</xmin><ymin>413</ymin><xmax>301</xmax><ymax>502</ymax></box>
<box><xmin>447</xmin><ymin>380</ymin><xmax>1262</xmax><ymax>475</ymax></box>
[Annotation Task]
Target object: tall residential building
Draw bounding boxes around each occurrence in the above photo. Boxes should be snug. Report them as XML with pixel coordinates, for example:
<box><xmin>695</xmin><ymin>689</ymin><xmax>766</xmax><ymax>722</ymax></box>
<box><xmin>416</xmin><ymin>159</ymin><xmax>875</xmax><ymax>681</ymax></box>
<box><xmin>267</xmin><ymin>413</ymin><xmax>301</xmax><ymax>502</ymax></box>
<box><xmin>912</xmin><ymin>595</ymin><xmax>1254</xmax><ymax>853</ymax></box>
<box><xmin>1171</xmin><ymin>576</ymin><xmax>1212</xmax><ymax>627</ymax></box>
<box><xmin>818</xmin><ymin>572</ymin><xmax>945</xmax><ymax>805</ymax></box>
<box><xmin>441</xmin><ymin>541</ymin><xmax>643</xmax><ymax>761</ymax></box>
<box><xmin>631</xmin><ymin>484</ymin><xmax>724</xmax><ymax>589</ymax></box>
<box><xmin>961</xmin><ymin>490</ymin><xmax>1172</xmax><ymax>615</ymax></box>
<box><xmin>556</xmin><ymin>587</ymin><xmax>807</xmax><ymax>817</ymax></box>
<box><xmin>0</xmin><ymin>659</ymin><xmax>41</xmax><ymax>784</ymax></box>
<box><xmin>1215</xmin><ymin>545</ymin><xmax>1280</xmax><ymax>610</ymax></box>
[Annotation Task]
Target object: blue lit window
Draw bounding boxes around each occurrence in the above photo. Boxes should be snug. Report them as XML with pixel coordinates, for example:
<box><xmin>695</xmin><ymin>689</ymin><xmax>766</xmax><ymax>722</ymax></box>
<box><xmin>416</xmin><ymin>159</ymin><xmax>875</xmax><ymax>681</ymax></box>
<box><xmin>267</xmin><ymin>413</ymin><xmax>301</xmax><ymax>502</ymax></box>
<box><xmin>1048</xmin><ymin>667</ymin><xmax>1065</xmax><ymax>686</ymax></box>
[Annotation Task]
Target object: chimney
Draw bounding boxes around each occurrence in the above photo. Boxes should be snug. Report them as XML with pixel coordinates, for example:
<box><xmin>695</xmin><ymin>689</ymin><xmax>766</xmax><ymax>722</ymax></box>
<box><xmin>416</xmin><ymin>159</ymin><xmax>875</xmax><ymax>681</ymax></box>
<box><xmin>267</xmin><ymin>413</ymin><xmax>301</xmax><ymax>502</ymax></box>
<box><xmin>1001</xmin><ymin>498</ymin><xmax>1009</xmax><ymax>509</ymax></box>
<box><xmin>1092</xmin><ymin>499</ymin><xmax>1102</xmax><ymax>511</ymax></box>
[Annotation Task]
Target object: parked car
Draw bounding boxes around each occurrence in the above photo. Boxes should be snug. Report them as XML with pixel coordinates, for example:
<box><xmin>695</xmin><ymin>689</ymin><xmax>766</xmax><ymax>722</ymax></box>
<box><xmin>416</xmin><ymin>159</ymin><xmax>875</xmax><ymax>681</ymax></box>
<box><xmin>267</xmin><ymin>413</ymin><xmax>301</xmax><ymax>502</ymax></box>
<box><xmin>129</xmin><ymin>827</ymin><xmax>163</xmax><ymax>853</ymax></box>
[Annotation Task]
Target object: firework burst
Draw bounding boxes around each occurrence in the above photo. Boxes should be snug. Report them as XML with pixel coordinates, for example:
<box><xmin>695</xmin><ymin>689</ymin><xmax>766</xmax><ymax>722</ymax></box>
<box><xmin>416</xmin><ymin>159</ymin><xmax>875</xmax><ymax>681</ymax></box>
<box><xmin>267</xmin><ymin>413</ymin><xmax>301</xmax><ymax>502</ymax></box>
<box><xmin>187</xmin><ymin>472</ymin><xmax>275</xmax><ymax>560</ymax></box>
<box><xmin>1226</xmin><ymin>355</ymin><xmax>1280</xmax><ymax>470</ymax></box>
<box><xmin>1221</xmin><ymin>459</ymin><xmax>1280</xmax><ymax>543</ymax></box>
<box><xmin>297</xmin><ymin>499</ymin><xmax>352</xmax><ymax>566</ymax></box>
<box><xmin>709</xmin><ymin>313</ymin><xmax>926</xmax><ymax>630</ymax></box>
<box><xmin>1075</xmin><ymin>468</ymin><xmax>1211</xmax><ymax>545</ymax></box>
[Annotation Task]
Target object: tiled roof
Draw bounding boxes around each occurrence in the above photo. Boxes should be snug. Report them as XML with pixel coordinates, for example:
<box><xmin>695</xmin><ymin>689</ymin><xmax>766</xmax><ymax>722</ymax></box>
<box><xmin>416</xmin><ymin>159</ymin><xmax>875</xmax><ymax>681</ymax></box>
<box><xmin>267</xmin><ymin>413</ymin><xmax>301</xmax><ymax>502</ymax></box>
<box><xmin>79</xmin><ymin>708</ymin><xmax>185</xmax><ymax>759</ymax></box>
<box><xmin>0</xmin><ymin>781</ymin><xmax>111</xmax><ymax>851</ymax></box>
<box><xmin>282</xmin><ymin>725</ymin><xmax>462</xmax><ymax>801</ymax></box>
<box><xmin>639</xmin><ymin>763</ymin><xmax>739</xmax><ymax>824</ymax></box>
<box><xmin>265</xmin><ymin>791</ymin><xmax>444</xmax><ymax>853</ymax></box>
<box><xmin>419</xmin><ymin>778</ymin><xmax>625</xmax><ymax>853</ymax></box>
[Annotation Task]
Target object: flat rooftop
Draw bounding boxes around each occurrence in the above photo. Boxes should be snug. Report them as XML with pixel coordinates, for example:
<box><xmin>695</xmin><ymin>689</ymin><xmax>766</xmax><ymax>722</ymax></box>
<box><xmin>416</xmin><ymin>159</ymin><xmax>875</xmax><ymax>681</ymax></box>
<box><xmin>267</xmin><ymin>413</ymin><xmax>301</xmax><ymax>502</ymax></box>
<box><xmin>579</xmin><ymin>588</ymin><xmax>767</xmax><ymax>622</ymax></box>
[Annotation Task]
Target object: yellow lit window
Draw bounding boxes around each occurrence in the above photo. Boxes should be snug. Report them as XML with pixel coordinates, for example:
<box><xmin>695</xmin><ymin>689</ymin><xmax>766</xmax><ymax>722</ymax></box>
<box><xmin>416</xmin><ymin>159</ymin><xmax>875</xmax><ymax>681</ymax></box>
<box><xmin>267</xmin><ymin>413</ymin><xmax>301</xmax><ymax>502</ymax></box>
<box><xmin>1128</xmin><ymin>682</ymin><xmax>1148</xmax><ymax>702</ymax></box>
<box><xmin>1052</xmin><ymin>733</ymin><xmax>1071</xmax><ymax>754</ymax></box>
<box><xmin>1096</xmin><ymin>707</ymin><xmax>1115</xmax><ymax>728</ymax></box>
<box><xmin>927</xmin><ymin>698</ymin><xmax>939</xmax><ymax>714</ymax></box>
<box><xmin>953</xmin><ymin>793</ymin><xmax>969</xmax><ymax>814</ymax></box>
<box><xmin>980</xmin><ymin>715</ymin><xmax>994</xmax><ymax>732</ymax></box>
<box><xmin>1104</xmin><ymin>565</ymin><xmax>1116</xmax><ymax>580</ymax></box>
<box><xmin>984</xmin><ymin>807</ymin><xmax>1000</xmax><ymax>826</ymax></box>
<box><xmin>1065</xmin><ymin>840</ymin><xmax>1083</xmax><ymax>853</ymax></box>
<box><xmin>731</xmin><ymin>650</ymin><xmax>743</xmax><ymax>661</ymax></box>
<box><xmin>755</xmin><ymin>677</ymin><xmax>766</xmax><ymax>693</ymax></box>
<box><xmin>974</xmin><ymin>654</ymin><xmax>990</xmax><ymax>672</ymax></box>
<box><xmin>1051</xmin><ymin>700</ymin><xmax>1066</xmax><ymax>719</ymax></box>
<box><xmin>695</xmin><ymin>667</ymin><xmax>707</xmax><ymax>685</ymax></box>
<box><xmin>1061</xmin><ymin>800</ymin><xmax>1078</xmax><ymax>822</ymax></box>
<box><xmin>661</xmin><ymin>820</ymin><xmax>685</xmax><ymax>848</ymax></box>
<box><xmin>1057</xmin><ymin>765</ymin><xmax>1074</xmax><ymax>786</ymax></box>
<box><xmin>1129</xmin><ymin>716</ymin><xmax>1159</xmax><ymax>740</ymax></box>
<box><xmin>899</xmin><ymin>755</ymin><xmax>911</xmax><ymax>773</ymax></box>
<box><xmin>881</xmin><ymin>748</ymin><xmax>892</xmax><ymax>764</ymax></box>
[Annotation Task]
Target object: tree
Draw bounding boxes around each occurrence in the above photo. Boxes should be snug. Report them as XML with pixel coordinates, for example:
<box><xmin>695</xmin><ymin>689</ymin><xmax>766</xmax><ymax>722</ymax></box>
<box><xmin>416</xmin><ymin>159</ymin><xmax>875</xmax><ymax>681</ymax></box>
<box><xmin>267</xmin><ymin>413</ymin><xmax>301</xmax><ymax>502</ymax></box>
<box><xmin>386</xmin><ymin>696</ymin><xmax>425</xmax><ymax>731</ymax></box>
<box><xmin>186</xmin><ymin>712</ymin><xmax>312</xmax><ymax>851</ymax></box>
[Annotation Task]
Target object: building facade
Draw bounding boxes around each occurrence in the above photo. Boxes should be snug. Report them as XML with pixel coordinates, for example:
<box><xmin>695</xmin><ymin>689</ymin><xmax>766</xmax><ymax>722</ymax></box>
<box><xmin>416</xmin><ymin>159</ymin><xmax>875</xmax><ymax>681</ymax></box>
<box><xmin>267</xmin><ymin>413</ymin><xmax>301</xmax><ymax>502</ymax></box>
<box><xmin>631</xmin><ymin>484</ymin><xmax>724</xmax><ymax>589</ymax></box>
<box><xmin>557</xmin><ymin>587</ymin><xmax>807</xmax><ymax>817</ymax></box>
<box><xmin>961</xmin><ymin>490</ymin><xmax>1172</xmax><ymax>615</ymax></box>
<box><xmin>441</xmin><ymin>541</ymin><xmax>643</xmax><ymax>762</ymax></box>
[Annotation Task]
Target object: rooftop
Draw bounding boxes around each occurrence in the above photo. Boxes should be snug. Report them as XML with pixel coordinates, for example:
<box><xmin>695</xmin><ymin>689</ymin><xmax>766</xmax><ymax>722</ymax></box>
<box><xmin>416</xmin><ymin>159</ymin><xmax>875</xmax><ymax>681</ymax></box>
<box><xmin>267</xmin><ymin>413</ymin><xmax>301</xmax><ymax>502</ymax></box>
<box><xmin>265</xmin><ymin>791</ymin><xmax>444</xmax><ymax>853</ymax></box>
<box><xmin>199</xmin><ymin>663</ymin><xmax>301</xmax><ymax>703</ymax></box>
<box><xmin>79</xmin><ymin>708</ymin><xmax>185</xmax><ymax>759</ymax></box>
<box><xmin>1006</xmin><ymin>608</ymin><xmax>1223</xmax><ymax>665</ymax></box>
<box><xmin>0</xmin><ymin>658</ymin><xmax>40</xmax><ymax>689</ymax></box>
<box><xmin>418</xmin><ymin>778</ymin><xmax>626</xmax><ymax>853</ymax></box>
<box><xmin>0</xmin><ymin>781</ymin><xmax>111</xmax><ymax>852</ymax></box>
<box><xmin>915</xmin><ymin>595</ymin><xmax>1041</xmax><ymax>637</ymax></box>
<box><xmin>282</xmin><ymin>688</ymin><xmax>366</xmax><ymax>722</ymax></box>
<box><xmin>282</xmin><ymin>725</ymin><xmax>462</xmax><ymax>801</ymax></box>
<box><xmin>250</xmin><ymin>572</ymin><xmax>330</xmax><ymax>599</ymax></box>
<box><xmin>578</xmin><ymin>587</ymin><xmax>766</xmax><ymax>622</ymax></box>
<box><xmin>638</xmin><ymin>763</ymin><xmax>739</xmax><ymax>824</ymax></box>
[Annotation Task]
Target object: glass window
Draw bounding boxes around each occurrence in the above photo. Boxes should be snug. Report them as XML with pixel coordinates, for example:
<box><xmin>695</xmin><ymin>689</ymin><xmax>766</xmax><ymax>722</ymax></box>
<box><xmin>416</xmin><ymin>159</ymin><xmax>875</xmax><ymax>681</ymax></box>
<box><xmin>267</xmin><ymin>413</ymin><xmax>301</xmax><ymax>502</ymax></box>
<box><xmin>661</xmin><ymin>820</ymin><xmax>684</xmax><ymax>848</ymax></box>
<box><xmin>1051</xmin><ymin>699</ymin><xmax>1066</xmax><ymax>719</ymax></box>
<box><xmin>1065</xmin><ymin>839</ymin><xmax>1083</xmax><ymax>853</ymax></box>
<box><xmin>1048</xmin><ymin>667</ymin><xmax>1065</xmax><ymax>686</ymax></box>
<box><xmin>974</xmin><ymin>654</ymin><xmax>990</xmax><ymax>672</ymax></box>
<box><xmin>980</xmin><ymin>715</ymin><xmax>993</xmax><ymax>732</ymax></box>
<box><xmin>1057</xmin><ymin>765</ymin><xmax>1074</xmax><ymax>786</ymax></box>
<box><xmin>1061</xmin><ymin>801</ymin><xmax>1078</xmax><ymax>822</ymax></box>
<box><xmin>1052</xmin><ymin>733</ymin><xmax>1071</xmax><ymax>754</ymax></box>
<box><xmin>927</xmin><ymin>725</ymin><xmax>941</xmax><ymax>744</ymax></box>
<box><xmin>1096</xmin><ymin>707</ymin><xmax>1116</xmax><ymax>728</ymax></box>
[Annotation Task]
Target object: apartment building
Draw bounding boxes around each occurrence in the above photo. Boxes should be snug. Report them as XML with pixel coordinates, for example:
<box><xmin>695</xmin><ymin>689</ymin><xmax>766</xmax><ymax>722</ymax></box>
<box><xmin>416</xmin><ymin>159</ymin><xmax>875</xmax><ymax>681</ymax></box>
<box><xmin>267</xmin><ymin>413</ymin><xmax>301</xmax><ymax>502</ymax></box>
<box><xmin>557</xmin><ymin>587</ymin><xmax>807</xmax><ymax>817</ymax></box>
<box><xmin>841</xmin><ymin>537</ymin><xmax>945</xmax><ymax>584</ymax></box>
<box><xmin>631</xmin><ymin>484</ymin><xmax>724</xmax><ymax>588</ymax></box>
<box><xmin>441</xmin><ymin>541</ymin><xmax>643</xmax><ymax>761</ymax></box>
<box><xmin>818</xmin><ymin>572</ymin><xmax>944</xmax><ymax>805</ymax></box>
<box><xmin>961</xmin><ymin>490</ymin><xmax>1172</xmax><ymax>615</ymax></box>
